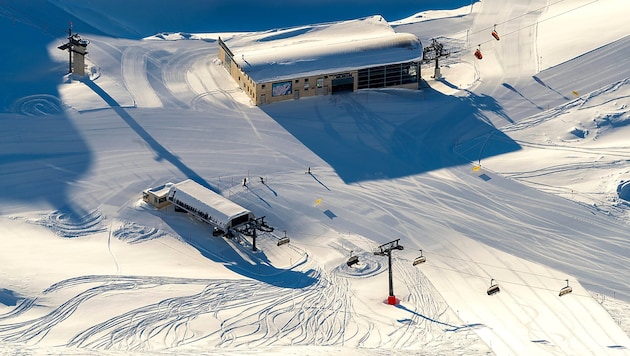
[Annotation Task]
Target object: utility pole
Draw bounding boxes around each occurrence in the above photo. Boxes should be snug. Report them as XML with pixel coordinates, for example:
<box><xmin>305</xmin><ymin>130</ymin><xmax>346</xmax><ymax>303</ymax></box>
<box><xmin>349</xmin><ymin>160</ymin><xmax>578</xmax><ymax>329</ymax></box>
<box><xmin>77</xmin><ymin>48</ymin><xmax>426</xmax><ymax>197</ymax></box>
<box><xmin>373</xmin><ymin>239</ymin><xmax>404</xmax><ymax>305</ymax></box>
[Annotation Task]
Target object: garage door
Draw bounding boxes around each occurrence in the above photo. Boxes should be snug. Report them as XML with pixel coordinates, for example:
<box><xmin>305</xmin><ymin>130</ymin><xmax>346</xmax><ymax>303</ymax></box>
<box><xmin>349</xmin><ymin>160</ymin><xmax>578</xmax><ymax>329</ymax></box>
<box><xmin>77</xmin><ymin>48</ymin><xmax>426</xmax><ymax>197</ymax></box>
<box><xmin>331</xmin><ymin>76</ymin><xmax>354</xmax><ymax>93</ymax></box>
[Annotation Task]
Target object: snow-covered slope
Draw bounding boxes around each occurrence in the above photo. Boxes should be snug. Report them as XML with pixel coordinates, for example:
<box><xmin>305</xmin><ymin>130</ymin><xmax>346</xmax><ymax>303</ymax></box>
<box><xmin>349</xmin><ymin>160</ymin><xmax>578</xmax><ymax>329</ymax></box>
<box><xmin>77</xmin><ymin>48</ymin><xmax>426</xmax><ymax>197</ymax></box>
<box><xmin>1</xmin><ymin>0</ymin><xmax>629</xmax><ymax>354</ymax></box>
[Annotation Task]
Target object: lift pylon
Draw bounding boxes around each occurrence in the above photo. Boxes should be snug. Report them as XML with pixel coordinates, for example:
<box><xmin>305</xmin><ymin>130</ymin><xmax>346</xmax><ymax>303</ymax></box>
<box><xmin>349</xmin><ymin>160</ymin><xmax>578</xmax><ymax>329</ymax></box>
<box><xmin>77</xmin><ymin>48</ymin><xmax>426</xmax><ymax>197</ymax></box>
<box><xmin>373</xmin><ymin>239</ymin><xmax>404</xmax><ymax>305</ymax></box>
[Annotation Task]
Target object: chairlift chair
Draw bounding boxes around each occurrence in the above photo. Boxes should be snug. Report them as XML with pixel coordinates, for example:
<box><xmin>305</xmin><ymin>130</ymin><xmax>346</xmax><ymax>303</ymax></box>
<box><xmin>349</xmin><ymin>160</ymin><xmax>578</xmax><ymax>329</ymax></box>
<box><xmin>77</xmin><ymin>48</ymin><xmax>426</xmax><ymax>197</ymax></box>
<box><xmin>474</xmin><ymin>45</ymin><xmax>483</xmax><ymax>60</ymax></box>
<box><xmin>347</xmin><ymin>250</ymin><xmax>359</xmax><ymax>267</ymax></box>
<box><xmin>487</xmin><ymin>278</ymin><xmax>500</xmax><ymax>295</ymax></box>
<box><xmin>559</xmin><ymin>279</ymin><xmax>573</xmax><ymax>297</ymax></box>
<box><xmin>412</xmin><ymin>249</ymin><xmax>426</xmax><ymax>266</ymax></box>
<box><xmin>491</xmin><ymin>24</ymin><xmax>500</xmax><ymax>41</ymax></box>
<box><xmin>277</xmin><ymin>230</ymin><xmax>290</xmax><ymax>246</ymax></box>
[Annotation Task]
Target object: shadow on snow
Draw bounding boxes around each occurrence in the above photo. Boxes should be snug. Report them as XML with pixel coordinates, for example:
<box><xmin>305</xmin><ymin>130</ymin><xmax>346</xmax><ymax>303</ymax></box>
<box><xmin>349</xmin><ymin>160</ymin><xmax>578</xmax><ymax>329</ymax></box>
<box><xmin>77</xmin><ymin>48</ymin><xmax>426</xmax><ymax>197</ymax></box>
<box><xmin>158</xmin><ymin>208</ymin><xmax>318</xmax><ymax>289</ymax></box>
<box><xmin>396</xmin><ymin>303</ymin><xmax>485</xmax><ymax>332</ymax></box>
<box><xmin>262</xmin><ymin>87</ymin><xmax>521</xmax><ymax>184</ymax></box>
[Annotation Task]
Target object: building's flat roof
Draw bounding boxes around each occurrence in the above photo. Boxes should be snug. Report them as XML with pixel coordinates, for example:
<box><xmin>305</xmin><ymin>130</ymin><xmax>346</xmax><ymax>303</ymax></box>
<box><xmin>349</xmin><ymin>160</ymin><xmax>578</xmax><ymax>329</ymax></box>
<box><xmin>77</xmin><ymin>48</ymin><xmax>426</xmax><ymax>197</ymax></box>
<box><xmin>145</xmin><ymin>183</ymin><xmax>173</xmax><ymax>197</ymax></box>
<box><xmin>169</xmin><ymin>179</ymin><xmax>251</xmax><ymax>227</ymax></box>
<box><xmin>224</xmin><ymin>15</ymin><xmax>422</xmax><ymax>83</ymax></box>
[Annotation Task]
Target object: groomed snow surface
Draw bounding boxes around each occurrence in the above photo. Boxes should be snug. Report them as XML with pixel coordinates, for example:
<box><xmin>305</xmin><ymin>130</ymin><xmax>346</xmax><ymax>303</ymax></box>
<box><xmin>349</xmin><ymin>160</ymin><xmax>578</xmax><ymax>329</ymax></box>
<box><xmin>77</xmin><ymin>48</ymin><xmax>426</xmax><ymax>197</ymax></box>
<box><xmin>1</xmin><ymin>0</ymin><xmax>630</xmax><ymax>355</ymax></box>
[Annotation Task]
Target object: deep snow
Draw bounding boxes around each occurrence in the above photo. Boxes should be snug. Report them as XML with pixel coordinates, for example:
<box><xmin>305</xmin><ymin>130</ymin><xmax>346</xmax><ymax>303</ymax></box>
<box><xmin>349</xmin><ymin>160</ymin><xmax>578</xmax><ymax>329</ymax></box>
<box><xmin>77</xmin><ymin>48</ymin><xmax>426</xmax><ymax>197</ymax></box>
<box><xmin>1</xmin><ymin>0</ymin><xmax>630</xmax><ymax>355</ymax></box>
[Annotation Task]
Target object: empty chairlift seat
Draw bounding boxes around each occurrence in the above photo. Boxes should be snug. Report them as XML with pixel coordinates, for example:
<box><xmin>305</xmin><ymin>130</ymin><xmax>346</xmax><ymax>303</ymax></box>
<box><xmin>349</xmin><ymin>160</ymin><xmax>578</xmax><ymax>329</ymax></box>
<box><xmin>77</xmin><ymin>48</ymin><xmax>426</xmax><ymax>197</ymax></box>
<box><xmin>277</xmin><ymin>231</ymin><xmax>290</xmax><ymax>246</ymax></box>
<box><xmin>559</xmin><ymin>279</ymin><xmax>573</xmax><ymax>297</ymax></box>
<box><xmin>412</xmin><ymin>249</ymin><xmax>426</xmax><ymax>266</ymax></box>
<box><xmin>487</xmin><ymin>279</ymin><xmax>500</xmax><ymax>295</ymax></box>
<box><xmin>491</xmin><ymin>24</ymin><xmax>500</xmax><ymax>41</ymax></box>
<box><xmin>347</xmin><ymin>251</ymin><xmax>359</xmax><ymax>267</ymax></box>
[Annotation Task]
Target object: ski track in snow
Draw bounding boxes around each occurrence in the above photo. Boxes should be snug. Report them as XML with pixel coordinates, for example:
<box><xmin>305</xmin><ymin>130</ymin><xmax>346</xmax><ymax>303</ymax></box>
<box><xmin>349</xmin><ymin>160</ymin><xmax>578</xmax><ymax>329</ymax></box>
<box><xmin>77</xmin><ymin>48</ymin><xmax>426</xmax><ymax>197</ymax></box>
<box><xmin>113</xmin><ymin>221</ymin><xmax>168</xmax><ymax>244</ymax></box>
<box><xmin>29</xmin><ymin>209</ymin><xmax>107</xmax><ymax>238</ymax></box>
<box><xmin>0</xmin><ymin>227</ymin><xmax>486</xmax><ymax>352</ymax></box>
<box><xmin>11</xmin><ymin>95</ymin><xmax>64</xmax><ymax>116</ymax></box>
<box><xmin>2</xmin><ymin>0</ymin><xmax>630</xmax><ymax>354</ymax></box>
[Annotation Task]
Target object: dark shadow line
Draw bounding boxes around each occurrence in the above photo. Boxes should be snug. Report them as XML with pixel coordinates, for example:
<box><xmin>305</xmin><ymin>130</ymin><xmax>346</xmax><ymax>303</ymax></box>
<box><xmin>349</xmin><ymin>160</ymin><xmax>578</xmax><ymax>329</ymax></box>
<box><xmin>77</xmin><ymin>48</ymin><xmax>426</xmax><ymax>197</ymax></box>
<box><xmin>396</xmin><ymin>303</ymin><xmax>483</xmax><ymax>332</ymax></box>
<box><xmin>81</xmin><ymin>78</ymin><xmax>213</xmax><ymax>190</ymax></box>
<box><xmin>245</xmin><ymin>185</ymin><xmax>272</xmax><ymax>208</ymax></box>
<box><xmin>532</xmin><ymin>75</ymin><xmax>571</xmax><ymax>100</ymax></box>
<box><xmin>308</xmin><ymin>172</ymin><xmax>331</xmax><ymax>191</ymax></box>
<box><xmin>262</xmin><ymin>182</ymin><xmax>278</xmax><ymax>196</ymax></box>
<box><xmin>395</xmin><ymin>303</ymin><xmax>458</xmax><ymax>328</ymax></box>
<box><xmin>437</xmin><ymin>78</ymin><xmax>460</xmax><ymax>90</ymax></box>
<box><xmin>502</xmin><ymin>82</ymin><xmax>544</xmax><ymax>111</ymax></box>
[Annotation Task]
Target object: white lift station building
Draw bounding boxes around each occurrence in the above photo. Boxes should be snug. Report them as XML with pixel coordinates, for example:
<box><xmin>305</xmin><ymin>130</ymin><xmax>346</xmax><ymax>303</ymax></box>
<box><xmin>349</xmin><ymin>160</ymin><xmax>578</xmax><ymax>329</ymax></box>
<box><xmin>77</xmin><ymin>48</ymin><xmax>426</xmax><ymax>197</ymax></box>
<box><xmin>218</xmin><ymin>15</ymin><xmax>423</xmax><ymax>105</ymax></box>
<box><xmin>144</xmin><ymin>179</ymin><xmax>254</xmax><ymax>233</ymax></box>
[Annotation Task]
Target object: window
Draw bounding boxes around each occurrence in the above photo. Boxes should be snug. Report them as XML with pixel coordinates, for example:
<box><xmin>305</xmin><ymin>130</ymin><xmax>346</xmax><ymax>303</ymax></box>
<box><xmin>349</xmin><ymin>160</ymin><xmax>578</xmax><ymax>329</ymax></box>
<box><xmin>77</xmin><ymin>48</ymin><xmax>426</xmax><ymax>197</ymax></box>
<box><xmin>357</xmin><ymin>62</ymin><xmax>418</xmax><ymax>89</ymax></box>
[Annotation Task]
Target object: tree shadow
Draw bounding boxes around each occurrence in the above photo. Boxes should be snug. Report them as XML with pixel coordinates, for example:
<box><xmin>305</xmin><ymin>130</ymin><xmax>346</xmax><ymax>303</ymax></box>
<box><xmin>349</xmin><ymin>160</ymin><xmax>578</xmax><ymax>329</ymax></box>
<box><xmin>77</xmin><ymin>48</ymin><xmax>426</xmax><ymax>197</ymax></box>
<box><xmin>262</xmin><ymin>87</ymin><xmax>520</xmax><ymax>183</ymax></box>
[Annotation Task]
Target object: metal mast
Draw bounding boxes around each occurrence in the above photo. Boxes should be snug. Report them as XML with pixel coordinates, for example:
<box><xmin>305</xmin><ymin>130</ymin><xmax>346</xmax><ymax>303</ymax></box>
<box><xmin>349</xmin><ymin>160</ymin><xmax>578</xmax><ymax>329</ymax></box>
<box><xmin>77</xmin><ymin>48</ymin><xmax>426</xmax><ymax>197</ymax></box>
<box><xmin>373</xmin><ymin>239</ymin><xmax>404</xmax><ymax>305</ymax></box>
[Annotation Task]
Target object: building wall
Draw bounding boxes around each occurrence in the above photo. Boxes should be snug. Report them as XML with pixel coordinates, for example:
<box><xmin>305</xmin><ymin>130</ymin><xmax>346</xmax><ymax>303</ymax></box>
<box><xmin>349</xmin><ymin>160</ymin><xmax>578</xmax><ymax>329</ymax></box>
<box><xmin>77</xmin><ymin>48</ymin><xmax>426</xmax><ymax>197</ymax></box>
<box><xmin>218</xmin><ymin>38</ymin><xmax>420</xmax><ymax>106</ymax></box>
<box><xmin>142</xmin><ymin>191</ymin><xmax>170</xmax><ymax>209</ymax></box>
<box><xmin>255</xmin><ymin>73</ymin><xmax>338</xmax><ymax>105</ymax></box>
<box><xmin>254</xmin><ymin>64</ymin><xmax>419</xmax><ymax>106</ymax></box>
<box><xmin>72</xmin><ymin>45</ymin><xmax>87</xmax><ymax>76</ymax></box>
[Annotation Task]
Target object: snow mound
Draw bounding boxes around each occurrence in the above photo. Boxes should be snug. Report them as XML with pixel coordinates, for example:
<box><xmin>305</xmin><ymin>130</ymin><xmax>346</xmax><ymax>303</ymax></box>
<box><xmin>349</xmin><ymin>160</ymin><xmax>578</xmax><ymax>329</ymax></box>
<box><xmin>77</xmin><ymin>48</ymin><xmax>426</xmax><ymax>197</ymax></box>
<box><xmin>594</xmin><ymin>110</ymin><xmax>630</xmax><ymax>130</ymax></box>
<box><xmin>568</xmin><ymin>126</ymin><xmax>588</xmax><ymax>139</ymax></box>
<box><xmin>618</xmin><ymin>180</ymin><xmax>630</xmax><ymax>202</ymax></box>
<box><xmin>0</xmin><ymin>288</ymin><xmax>19</xmax><ymax>307</ymax></box>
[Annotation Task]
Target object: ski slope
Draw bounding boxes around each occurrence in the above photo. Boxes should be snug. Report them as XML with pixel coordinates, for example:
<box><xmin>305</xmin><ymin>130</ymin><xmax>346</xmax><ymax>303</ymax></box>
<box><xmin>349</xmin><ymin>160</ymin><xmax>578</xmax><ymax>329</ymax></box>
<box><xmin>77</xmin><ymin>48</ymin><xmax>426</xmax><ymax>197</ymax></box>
<box><xmin>1</xmin><ymin>0</ymin><xmax>629</xmax><ymax>354</ymax></box>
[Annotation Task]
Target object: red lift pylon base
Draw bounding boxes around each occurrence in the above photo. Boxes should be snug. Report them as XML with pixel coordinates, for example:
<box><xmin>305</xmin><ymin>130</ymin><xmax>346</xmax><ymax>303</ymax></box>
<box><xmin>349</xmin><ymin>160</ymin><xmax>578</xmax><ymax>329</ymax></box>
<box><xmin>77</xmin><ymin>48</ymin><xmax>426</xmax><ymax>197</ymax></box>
<box><xmin>387</xmin><ymin>296</ymin><xmax>399</xmax><ymax>305</ymax></box>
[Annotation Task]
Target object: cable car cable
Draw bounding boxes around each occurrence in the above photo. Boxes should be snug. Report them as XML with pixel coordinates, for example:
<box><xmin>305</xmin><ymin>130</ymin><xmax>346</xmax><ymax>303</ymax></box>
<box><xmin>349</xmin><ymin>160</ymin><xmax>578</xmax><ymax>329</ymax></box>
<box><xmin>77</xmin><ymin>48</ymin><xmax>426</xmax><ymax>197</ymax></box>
<box><xmin>464</xmin><ymin>0</ymin><xmax>601</xmax><ymax>50</ymax></box>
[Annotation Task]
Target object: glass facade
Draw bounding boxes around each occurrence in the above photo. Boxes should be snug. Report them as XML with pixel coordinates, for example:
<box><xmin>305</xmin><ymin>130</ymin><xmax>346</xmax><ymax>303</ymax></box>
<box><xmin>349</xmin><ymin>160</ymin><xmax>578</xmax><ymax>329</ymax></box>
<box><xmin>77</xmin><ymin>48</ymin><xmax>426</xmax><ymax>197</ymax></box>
<box><xmin>357</xmin><ymin>62</ymin><xmax>419</xmax><ymax>90</ymax></box>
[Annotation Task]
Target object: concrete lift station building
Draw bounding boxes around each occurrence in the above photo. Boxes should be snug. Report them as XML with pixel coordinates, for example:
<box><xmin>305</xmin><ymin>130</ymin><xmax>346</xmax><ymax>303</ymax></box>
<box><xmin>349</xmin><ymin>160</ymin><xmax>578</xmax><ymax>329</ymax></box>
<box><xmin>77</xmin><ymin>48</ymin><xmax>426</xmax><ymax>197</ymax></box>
<box><xmin>218</xmin><ymin>15</ymin><xmax>423</xmax><ymax>105</ymax></box>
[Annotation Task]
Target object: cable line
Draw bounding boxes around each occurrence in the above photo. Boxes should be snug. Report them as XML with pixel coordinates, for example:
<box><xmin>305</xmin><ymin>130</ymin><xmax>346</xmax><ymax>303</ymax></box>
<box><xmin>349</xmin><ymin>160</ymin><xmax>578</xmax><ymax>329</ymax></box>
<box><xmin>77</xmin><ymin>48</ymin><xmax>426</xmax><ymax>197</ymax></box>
<box><xmin>468</xmin><ymin>0</ymin><xmax>601</xmax><ymax>49</ymax></box>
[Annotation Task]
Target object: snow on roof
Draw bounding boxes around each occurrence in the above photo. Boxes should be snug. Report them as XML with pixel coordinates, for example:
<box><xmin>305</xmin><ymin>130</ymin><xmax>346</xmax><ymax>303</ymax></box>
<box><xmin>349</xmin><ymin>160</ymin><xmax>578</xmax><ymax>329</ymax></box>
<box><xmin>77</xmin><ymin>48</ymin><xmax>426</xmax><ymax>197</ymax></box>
<box><xmin>169</xmin><ymin>179</ymin><xmax>252</xmax><ymax>228</ymax></box>
<box><xmin>224</xmin><ymin>15</ymin><xmax>422</xmax><ymax>83</ymax></box>
<box><xmin>144</xmin><ymin>182</ymin><xmax>174</xmax><ymax>197</ymax></box>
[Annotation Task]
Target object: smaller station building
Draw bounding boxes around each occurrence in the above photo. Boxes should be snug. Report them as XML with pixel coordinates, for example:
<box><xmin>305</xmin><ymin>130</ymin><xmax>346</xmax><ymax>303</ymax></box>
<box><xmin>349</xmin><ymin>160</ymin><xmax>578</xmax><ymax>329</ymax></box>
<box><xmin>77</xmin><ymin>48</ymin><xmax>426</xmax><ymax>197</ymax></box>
<box><xmin>218</xmin><ymin>15</ymin><xmax>423</xmax><ymax>105</ymax></box>
<box><xmin>143</xmin><ymin>180</ymin><xmax>254</xmax><ymax>233</ymax></box>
